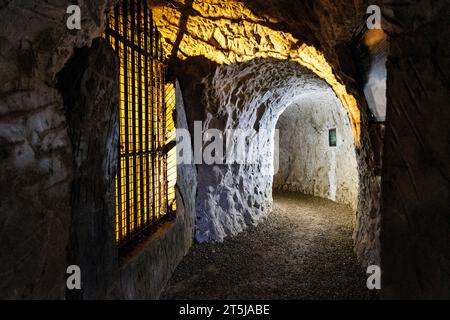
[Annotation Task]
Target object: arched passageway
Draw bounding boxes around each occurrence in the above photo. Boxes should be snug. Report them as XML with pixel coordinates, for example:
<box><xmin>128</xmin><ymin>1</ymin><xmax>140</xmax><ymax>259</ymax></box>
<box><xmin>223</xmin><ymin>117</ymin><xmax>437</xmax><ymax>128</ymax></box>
<box><xmin>153</xmin><ymin>0</ymin><xmax>382</xmax><ymax>269</ymax></box>
<box><xmin>1</xmin><ymin>0</ymin><xmax>448</xmax><ymax>300</ymax></box>
<box><xmin>273</xmin><ymin>87</ymin><xmax>359</xmax><ymax>211</ymax></box>
<box><xmin>161</xmin><ymin>192</ymin><xmax>375</xmax><ymax>299</ymax></box>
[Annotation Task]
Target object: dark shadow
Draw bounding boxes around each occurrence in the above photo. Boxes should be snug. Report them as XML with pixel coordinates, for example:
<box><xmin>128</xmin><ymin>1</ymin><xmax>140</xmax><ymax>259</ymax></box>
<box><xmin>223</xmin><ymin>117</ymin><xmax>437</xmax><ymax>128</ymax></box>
<box><xmin>167</xmin><ymin>0</ymin><xmax>194</xmax><ymax>66</ymax></box>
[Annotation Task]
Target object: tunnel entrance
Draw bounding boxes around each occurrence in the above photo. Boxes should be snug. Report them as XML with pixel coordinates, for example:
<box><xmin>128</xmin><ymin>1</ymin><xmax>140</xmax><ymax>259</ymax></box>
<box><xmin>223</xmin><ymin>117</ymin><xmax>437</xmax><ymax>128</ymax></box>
<box><xmin>160</xmin><ymin>59</ymin><xmax>369</xmax><ymax>299</ymax></box>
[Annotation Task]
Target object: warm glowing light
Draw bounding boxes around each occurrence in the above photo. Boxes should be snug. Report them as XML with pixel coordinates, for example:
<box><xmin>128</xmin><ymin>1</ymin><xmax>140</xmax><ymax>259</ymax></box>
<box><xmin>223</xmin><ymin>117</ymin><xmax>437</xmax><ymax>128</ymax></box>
<box><xmin>105</xmin><ymin>4</ymin><xmax>177</xmax><ymax>244</ymax></box>
<box><xmin>152</xmin><ymin>0</ymin><xmax>361</xmax><ymax>144</ymax></box>
<box><xmin>166</xmin><ymin>83</ymin><xmax>177</xmax><ymax>212</ymax></box>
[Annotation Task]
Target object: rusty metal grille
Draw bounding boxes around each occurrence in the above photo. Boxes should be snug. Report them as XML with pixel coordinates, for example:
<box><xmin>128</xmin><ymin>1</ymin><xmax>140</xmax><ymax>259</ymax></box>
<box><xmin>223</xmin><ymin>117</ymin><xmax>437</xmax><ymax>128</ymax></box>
<box><xmin>104</xmin><ymin>0</ymin><xmax>176</xmax><ymax>253</ymax></box>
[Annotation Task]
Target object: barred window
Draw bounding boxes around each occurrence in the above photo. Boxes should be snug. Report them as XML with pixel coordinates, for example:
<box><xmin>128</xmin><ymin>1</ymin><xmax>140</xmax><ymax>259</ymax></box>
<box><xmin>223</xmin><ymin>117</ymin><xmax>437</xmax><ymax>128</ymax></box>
<box><xmin>104</xmin><ymin>0</ymin><xmax>176</xmax><ymax>253</ymax></box>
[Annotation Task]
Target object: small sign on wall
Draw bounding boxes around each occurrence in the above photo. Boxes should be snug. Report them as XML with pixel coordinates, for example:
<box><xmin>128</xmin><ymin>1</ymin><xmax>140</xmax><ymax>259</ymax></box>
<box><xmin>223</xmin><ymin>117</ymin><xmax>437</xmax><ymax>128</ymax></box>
<box><xmin>329</xmin><ymin>128</ymin><xmax>337</xmax><ymax>147</ymax></box>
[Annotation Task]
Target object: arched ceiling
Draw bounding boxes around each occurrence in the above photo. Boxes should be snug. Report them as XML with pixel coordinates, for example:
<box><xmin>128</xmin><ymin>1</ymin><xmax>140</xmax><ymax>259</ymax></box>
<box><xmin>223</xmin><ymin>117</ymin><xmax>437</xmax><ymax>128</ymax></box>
<box><xmin>151</xmin><ymin>0</ymin><xmax>368</xmax><ymax>144</ymax></box>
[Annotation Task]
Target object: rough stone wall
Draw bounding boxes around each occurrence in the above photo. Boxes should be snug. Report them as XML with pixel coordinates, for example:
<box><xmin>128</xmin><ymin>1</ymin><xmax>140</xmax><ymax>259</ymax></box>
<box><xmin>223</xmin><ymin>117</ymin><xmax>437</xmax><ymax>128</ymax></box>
<box><xmin>173</xmin><ymin>79</ymin><xmax>198</xmax><ymax>270</ymax></box>
<box><xmin>114</xmin><ymin>80</ymin><xmax>197</xmax><ymax>299</ymax></box>
<box><xmin>380</xmin><ymin>1</ymin><xmax>450</xmax><ymax>299</ymax></box>
<box><xmin>57</xmin><ymin>38</ymin><xmax>120</xmax><ymax>300</ymax></box>
<box><xmin>0</xmin><ymin>0</ymin><xmax>115</xmax><ymax>299</ymax></box>
<box><xmin>353</xmin><ymin>117</ymin><xmax>381</xmax><ymax>268</ymax></box>
<box><xmin>273</xmin><ymin>90</ymin><xmax>359</xmax><ymax>211</ymax></box>
<box><xmin>152</xmin><ymin>0</ymin><xmax>365</xmax><ymax>142</ymax></box>
<box><xmin>6</xmin><ymin>0</ymin><xmax>438</xmax><ymax>299</ymax></box>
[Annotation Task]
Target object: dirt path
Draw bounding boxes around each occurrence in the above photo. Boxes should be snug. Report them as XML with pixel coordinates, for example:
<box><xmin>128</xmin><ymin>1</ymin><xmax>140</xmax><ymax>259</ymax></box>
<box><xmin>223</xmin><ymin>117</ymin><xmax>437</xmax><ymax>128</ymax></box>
<box><xmin>160</xmin><ymin>191</ymin><xmax>378</xmax><ymax>300</ymax></box>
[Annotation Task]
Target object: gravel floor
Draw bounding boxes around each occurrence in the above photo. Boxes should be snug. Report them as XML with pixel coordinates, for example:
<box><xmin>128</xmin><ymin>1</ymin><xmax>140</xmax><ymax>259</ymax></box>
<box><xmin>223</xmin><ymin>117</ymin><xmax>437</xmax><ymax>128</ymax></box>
<box><xmin>160</xmin><ymin>191</ymin><xmax>379</xmax><ymax>300</ymax></box>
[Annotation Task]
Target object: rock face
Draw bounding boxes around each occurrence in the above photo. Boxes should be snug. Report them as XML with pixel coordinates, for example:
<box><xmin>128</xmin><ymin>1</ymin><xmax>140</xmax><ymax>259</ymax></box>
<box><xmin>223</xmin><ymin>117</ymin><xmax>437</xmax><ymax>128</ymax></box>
<box><xmin>0</xmin><ymin>0</ymin><xmax>115</xmax><ymax>299</ymax></box>
<box><xmin>0</xmin><ymin>0</ymin><xmax>197</xmax><ymax>300</ymax></box>
<box><xmin>274</xmin><ymin>90</ymin><xmax>359</xmax><ymax>211</ymax></box>
<box><xmin>57</xmin><ymin>38</ymin><xmax>120</xmax><ymax>299</ymax></box>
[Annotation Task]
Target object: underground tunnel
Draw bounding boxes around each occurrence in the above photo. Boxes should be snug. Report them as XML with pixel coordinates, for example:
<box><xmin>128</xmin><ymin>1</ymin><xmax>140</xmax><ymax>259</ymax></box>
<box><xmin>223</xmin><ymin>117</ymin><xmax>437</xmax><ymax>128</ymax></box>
<box><xmin>0</xmin><ymin>0</ymin><xmax>449</xmax><ymax>302</ymax></box>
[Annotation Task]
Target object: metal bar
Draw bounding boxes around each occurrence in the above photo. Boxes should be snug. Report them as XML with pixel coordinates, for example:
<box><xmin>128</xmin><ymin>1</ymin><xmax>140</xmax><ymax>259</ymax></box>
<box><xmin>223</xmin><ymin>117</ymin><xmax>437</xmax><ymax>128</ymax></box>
<box><xmin>161</xmin><ymin>39</ymin><xmax>167</xmax><ymax>214</ymax></box>
<box><xmin>150</xmin><ymin>11</ymin><xmax>156</xmax><ymax>223</ymax></box>
<box><xmin>119</xmin><ymin>148</ymin><xmax>166</xmax><ymax>158</ymax></box>
<box><xmin>102</xmin><ymin>32</ymin><xmax>165</xmax><ymax>61</ymax></box>
<box><xmin>137</xmin><ymin>0</ymin><xmax>145</xmax><ymax>229</ymax></box>
<box><xmin>122</xmin><ymin>0</ymin><xmax>131</xmax><ymax>241</ymax></box>
<box><xmin>155</xmin><ymin>31</ymin><xmax>161</xmax><ymax>219</ymax></box>
<box><xmin>130</xmin><ymin>0</ymin><xmax>138</xmax><ymax>233</ymax></box>
<box><xmin>161</xmin><ymin>42</ymin><xmax>166</xmax><ymax>216</ymax></box>
<box><xmin>162</xmin><ymin>67</ymin><xmax>169</xmax><ymax>212</ymax></box>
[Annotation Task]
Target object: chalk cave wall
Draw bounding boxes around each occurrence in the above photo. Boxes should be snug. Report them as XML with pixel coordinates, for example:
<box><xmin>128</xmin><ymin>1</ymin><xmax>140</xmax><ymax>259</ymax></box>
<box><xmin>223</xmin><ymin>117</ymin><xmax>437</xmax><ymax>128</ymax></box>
<box><xmin>273</xmin><ymin>90</ymin><xmax>359</xmax><ymax>211</ymax></box>
<box><xmin>0</xmin><ymin>0</ymin><xmax>197</xmax><ymax>299</ymax></box>
<box><xmin>0</xmin><ymin>0</ymin><xmax>115</xmax><ymax>299</ymax></box>
<box><xmin>0</xmin><ymin>0</ymin><xmax>383</xmax><ymax>299</ymax></box>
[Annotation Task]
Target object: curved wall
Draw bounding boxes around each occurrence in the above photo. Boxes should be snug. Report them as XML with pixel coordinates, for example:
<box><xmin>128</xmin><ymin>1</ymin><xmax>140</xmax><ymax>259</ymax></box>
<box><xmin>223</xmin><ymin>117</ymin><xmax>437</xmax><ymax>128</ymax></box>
<box><xmin>273</xmin><ymin>90</ymin><xmax>359</xmax><ymax>210</ymax></box>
